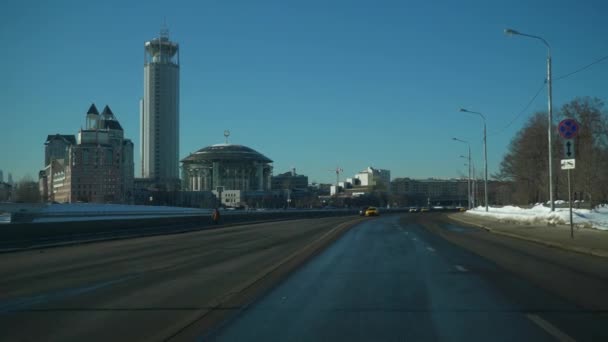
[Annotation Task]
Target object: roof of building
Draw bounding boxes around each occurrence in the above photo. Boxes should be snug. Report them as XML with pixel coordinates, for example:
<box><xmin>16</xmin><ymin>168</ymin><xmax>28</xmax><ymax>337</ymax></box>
<box><xmin>273</xmin><ymin>171</ymin><xmax>307</xmax><ymax>178</ymax></box>
<box><xmin>101</xmin><ymin>105</ymin><xmax>114</xmax><ymax>118</ymax></box>
<box><xmin>100</xmin><ymin>119</ymin><xmax>123</xmax><ymax>131</ymax></box>
<box><xmin>45</xmin><ymin>134</ymin><xmax>76</xmax><ymax>145</ymax></box>
<box><xmin>182</xmin><ymin>144</ymin><xmax>273</xmax><ymax>163</ymax></box>
<box><xmin>87</xmin><ymin>103</ymin><xmax>99</xmax><ymax>115</ymax></box>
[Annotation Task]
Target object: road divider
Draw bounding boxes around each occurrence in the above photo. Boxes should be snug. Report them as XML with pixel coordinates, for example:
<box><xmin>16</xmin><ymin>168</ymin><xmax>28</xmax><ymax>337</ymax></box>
<box><xmin>1</xmin><ymin>209</ymin><xmax>409</xmax><ymax>251</ymax></box>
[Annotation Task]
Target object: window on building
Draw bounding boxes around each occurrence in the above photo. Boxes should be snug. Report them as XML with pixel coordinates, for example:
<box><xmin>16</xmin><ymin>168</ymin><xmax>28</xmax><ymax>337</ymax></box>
<box><xmin>83</xmin><ymin>150</ymin><xmax>89</xmax><ymax>164</ymax></box>
<box><xmin>105</xmin><ymin>150</ymin><xmax>113</xmax><ymax>165</ymax></box>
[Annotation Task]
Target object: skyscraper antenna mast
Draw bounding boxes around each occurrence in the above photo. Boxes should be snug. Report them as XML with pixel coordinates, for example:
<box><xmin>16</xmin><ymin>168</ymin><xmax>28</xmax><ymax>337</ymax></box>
<box><xmin>224</xmin><ymin>130</ymin><xmax>230</xmax><ymax>144</ymax></box>
<box><xmin>160</xmin><ymin>18</ymin><xmax>169</xmax><ymax>39</ymax></box>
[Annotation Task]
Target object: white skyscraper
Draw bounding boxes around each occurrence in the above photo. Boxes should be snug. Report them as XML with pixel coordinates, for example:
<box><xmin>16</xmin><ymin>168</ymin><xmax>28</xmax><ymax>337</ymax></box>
<box><xmin>141</xmin><ymin>28</ymin><xmax>180</xmax><ymax>188</ymax></box>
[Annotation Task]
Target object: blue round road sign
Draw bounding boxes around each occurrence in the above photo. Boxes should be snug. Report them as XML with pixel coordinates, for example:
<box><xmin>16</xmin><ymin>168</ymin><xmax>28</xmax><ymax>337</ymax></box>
<box><xmin>558</xmin><ymin>119</ymin><xmax>579</xmax><ymax>139</ymax></box>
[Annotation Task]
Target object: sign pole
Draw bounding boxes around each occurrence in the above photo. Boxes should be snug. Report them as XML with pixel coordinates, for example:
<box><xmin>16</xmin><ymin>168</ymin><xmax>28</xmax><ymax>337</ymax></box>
<box><xmin>568</xmin><ymin>169</ymin><xmax>573</xmax><ymax>239</ymax></box>
<box><xmin>558</xmin><ymin>118</ymin><xmax>579</xmax><ymax>240</ymax></box>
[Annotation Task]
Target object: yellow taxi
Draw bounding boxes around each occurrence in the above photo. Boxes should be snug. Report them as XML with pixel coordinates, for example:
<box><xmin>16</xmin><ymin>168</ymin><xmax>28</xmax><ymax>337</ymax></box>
<box><xmin>364</xmin><ymin>207</ymin><xmax>379</xmax><ymax>216</ymax></box>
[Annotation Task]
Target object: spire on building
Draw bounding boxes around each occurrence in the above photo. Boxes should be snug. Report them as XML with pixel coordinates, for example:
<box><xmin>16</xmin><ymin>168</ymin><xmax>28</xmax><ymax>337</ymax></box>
<box><xmin>86</xmin><ymin>103</ymin><xmax>100</xmax><ymax>129</ymax></box>
<box><xmin>87</xmin><ymin>103</ymin><xmax>99</xmax><ymax>115</ymax></box>
<box><xmin>101</xmin><ymin>105</ymin><xmax>115</xmax><ymax>119</ymax></box>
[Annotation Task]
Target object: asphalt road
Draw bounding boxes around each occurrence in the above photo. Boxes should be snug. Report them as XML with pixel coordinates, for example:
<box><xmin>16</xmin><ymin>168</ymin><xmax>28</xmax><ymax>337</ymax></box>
<box><xmin>0</xmin><ymin>216</ymin><xmax>357</xmax><ymax>341</ymax></box>
<box><xmin>205</xmin><ymin>214</ymin><xmax>608</xmax><ymax>342</ymax></box>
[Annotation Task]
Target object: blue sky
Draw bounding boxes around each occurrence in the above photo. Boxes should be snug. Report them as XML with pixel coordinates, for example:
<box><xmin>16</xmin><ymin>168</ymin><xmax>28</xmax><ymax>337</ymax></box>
<box><xmin>1</xmin><ymin>0</ymin><xmax>606</xmax><ymax>184</ymax></box>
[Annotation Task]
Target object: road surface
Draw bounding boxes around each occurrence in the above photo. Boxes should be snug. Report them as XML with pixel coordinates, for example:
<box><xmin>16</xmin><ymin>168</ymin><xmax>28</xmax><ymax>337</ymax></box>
<box><xmin>0</xmin><ymin>216</ymin><xmax>356</xmax><ymax>341</ymax></box>
<box><xmin>204</xmin><ymin>214</ymin><xmax>608</xmax><ymax>342</ymax></box>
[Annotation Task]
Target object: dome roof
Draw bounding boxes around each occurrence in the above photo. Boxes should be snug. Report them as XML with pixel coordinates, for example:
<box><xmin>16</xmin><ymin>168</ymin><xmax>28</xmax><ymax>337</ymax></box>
<box><xmin>182</xmin><ymin>144</ymin><xmax>273</xmax><ymax>163</ymax></box>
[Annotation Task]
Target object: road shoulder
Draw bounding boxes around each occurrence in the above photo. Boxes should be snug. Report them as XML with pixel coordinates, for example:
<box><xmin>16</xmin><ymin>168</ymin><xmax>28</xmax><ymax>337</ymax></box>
<box><xmin>448</xmin><ymin>212</ymin><xmax>608</xmax><ymax>258</ymax></box>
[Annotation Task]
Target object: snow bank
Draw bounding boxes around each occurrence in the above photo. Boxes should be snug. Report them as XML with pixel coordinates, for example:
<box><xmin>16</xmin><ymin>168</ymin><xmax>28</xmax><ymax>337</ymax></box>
<box><xmin>467</xmin><ymin>204</ymin><xmax>608</xmax><ymax>231</ymax></box>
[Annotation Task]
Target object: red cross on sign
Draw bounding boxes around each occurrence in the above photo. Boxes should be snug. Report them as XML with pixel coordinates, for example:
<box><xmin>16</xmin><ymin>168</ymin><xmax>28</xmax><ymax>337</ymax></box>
<box><xmin>558</xmin><ymin>119</ymin><xmax>579</xmax><ymax>139</ymax></box>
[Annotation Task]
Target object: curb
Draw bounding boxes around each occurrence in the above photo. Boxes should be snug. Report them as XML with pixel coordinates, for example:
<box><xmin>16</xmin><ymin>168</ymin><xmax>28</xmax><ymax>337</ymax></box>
<box><xmin>448</xmin><ymin>213</ymin><xmax>608</xmax><ymax>259</ymax></box>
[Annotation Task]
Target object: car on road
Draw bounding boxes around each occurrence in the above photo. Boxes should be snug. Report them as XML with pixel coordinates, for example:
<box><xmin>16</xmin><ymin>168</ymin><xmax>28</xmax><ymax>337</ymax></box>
<box><xmin>420</xmin><ymin>207</ymin><xmax>430</xmax><ymax>213</ymax></box>
<box><xmin>409</xmin><ymin>207</ymin><xmax>419</xmax><ymax>213</ymax></box>
<box><xmin>365</xmin><ymin>207</ymin><xmax>379</xmax><ymax>216</ymax></box>
<box><xmin>359</xmin><ymin>206</ymin><xmax>369</xmax><ymax>216</ymax></box>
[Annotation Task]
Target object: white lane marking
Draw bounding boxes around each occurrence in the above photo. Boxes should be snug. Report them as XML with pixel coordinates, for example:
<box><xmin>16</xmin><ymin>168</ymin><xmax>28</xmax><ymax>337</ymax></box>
<box><xmin>411</xmin><ymin>237</ymin><xmax>417</xmax><ymax>241</ymax></box>
<box><xmin>526</xmin><ymin>314</ymin><xmax>577</xmax><ymax>342</ymax></box>
<box><xmin>426</xmin><ymin>246</ymin><xmax>435</xmax><ymax>252</ymax></box>
<box><xmin>455</xmin><ymin>265</ymin><xmax>468</xmax><ymax>272</ymax></box>
<box><xmin>404</xmin><ymin>231</ymin><xmax>409</xmax><ymax>235</ymax></box>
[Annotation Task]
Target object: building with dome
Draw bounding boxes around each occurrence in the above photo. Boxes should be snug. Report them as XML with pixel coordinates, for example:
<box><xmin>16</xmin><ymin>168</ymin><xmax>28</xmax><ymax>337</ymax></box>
<box><xmin>181</xmin><ymin>144</ymin><xmax>273</xmax><ymax>193</ymax></box>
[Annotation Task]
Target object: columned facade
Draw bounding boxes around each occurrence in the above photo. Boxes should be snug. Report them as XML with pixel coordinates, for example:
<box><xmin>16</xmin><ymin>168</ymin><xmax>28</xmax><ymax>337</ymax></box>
<box><xmin>181</xmin><ymin>144</ymin><xmax>273</xmax><ymax>192</ymax></box>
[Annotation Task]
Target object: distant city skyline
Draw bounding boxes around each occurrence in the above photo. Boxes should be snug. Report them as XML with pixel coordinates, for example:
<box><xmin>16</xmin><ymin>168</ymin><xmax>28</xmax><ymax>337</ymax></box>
<box><xmin>1</xmin><ymin>0</ymin><xmax>607</xmax><ymax>184</ymax></box>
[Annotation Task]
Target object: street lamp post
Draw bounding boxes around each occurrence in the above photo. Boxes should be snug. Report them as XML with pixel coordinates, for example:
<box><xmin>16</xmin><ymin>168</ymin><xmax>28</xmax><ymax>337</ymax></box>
<box><xmin>504</xmin><ymin>28</ymin><xmax>554</xmax><ymax>211</ymax></box>
<box><xmin>453</xmin><ymin>138</ymin><xmax>472</xmax><ymax>209</ymax></box>
<box><xmin>460</xmin><ymin>159</ymin><xmax>472</xmax><ymax>207</ymax></box>
<box><xmin>459</xmin><ymin>109</ymin><xmax>488</xmax><ymax>212</ymax></box>
<box><xmin>471</xmin><ymin>161</ymin><xmax>476</xmax><ymax>207</ymax></box>
<box><xmin>460</xmin><ymin>157</ymin><xmax>471</xmax><ymax>209</ymax></box>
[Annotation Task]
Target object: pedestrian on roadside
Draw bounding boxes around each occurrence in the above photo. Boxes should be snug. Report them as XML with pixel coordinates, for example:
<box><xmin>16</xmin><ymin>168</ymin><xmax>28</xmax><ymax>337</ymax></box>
<box><xmin>212</xmin><ymin>208</ymin><xmax>221</xmax><ymax>224</ymax></box>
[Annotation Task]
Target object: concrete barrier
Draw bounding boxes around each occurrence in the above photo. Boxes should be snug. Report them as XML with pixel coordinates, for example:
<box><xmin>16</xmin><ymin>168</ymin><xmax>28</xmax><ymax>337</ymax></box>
<box><xmin>0</xmin><ymin>208</ymin><xmax>411</xmax><ymax>250</ymax></box>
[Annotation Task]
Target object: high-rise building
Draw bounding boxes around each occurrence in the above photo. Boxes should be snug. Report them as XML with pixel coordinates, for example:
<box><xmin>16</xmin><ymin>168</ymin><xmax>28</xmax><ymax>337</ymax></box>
<box><xmin>39</xmin><ymin>104</ymin><xmax>134</xmax><ymax>203</ymax></box>
<box><xmin>7</xmin><ymin>173</ymin><xmax>13</xmax><ymax>185</ymax></box>
<box><xmin>0</xmin><ymin>169</ymin><xmax>3</xmax><ymax>183</ymax></box>
<box><xmin>140</xmin><ymin>28</ymin><xmax>180</xmax><ymax>189</ymax></box>
<box><xmin>45</xmin><ymin>134</ymin><xmax>76</xmax><ymax>166</ymax></box>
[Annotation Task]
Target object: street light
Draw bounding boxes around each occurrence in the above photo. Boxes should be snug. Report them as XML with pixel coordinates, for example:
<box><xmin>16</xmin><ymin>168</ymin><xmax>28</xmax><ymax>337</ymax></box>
<box><xmin>504</xmin><ymin>28</ymin><xmax>554</xmax><ymax>211</ymax></box>
<box><xmin>459</xmin><ymin>157</ymin><xmax>472</xmax><ymax>208</ymax></box>
<box><xmin>460</xmin><ymin>156</ymin><xmax>477</xmax><ymax>208</ymax></box>
<box><xmin>459</xmin><ymin>109</ymin><xmax>488</xmax><ymax>212</ymax></box>
<box><xmin>453</xmin><ymin>138</ymin><xmax>472</xmax><ymax>209</ymax></box>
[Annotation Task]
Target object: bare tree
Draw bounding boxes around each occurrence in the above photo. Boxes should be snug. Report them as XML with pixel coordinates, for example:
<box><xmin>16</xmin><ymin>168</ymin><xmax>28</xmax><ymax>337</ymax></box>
<box><xmin>557</xmin><ymin>97</ymin><xmax>608</xmax><ymax>208</ymax></box>
<box><xmin>497</xmin><ymin>97</ymin><xmax>608</xmax><ymax>207</ymax></box>
<box><xmin>497</xmin><ymin>112</ymin><xmax>550</xmax><ymax>204</ymax></box>
<box><xmin>14</xmin><ymin>175</ymin><xmax>41</xmax><ymax>203</ymax></box>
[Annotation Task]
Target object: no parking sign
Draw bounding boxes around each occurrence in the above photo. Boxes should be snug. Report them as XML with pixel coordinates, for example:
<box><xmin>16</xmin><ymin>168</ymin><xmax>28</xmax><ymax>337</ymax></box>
<box><xmin>558</xmin><ymin>119</ymin><xmax>579</xmax><ymax>139</ymax></box>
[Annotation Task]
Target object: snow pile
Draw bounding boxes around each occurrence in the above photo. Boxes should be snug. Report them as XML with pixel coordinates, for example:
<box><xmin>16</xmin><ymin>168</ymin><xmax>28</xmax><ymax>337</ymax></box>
<box><xmin>467</xmin><ymin>204</ymin><xmax>608</xmax><ymax>231</ymax></box>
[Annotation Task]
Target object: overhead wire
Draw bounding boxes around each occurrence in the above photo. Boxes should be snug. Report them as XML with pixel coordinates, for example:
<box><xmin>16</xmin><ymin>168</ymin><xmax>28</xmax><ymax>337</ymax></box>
<box><xmin>554</xmin><ymin>55</ymin><xmax>608</xmax><ymax>81</ymax></box>
<box><xmin>489</xmin><ymin>80</ymin><xmax>546</xmax><ymax>137</ymax></box>
<box><xmin>489</xmin><ymin>54</ymin><xmax>608</xmax><ymax>137</ymax></box>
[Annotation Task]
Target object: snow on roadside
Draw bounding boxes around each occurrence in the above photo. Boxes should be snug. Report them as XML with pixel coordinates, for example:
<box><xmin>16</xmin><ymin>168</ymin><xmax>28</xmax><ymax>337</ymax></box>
<box><xmin>467</xmin><ymin>204</ymin><xmax>608</xmax><ymax>231</ymax></box>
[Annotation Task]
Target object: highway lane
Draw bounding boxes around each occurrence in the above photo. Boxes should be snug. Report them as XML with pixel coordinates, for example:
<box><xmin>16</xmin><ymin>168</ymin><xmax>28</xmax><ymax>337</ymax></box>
<box><xmin>0</xmin><ymin>216</ymin><xmax>358</xmax><ymax>341</ymax></box>
<box><xmin>204</xmin><ymin>214</ymin><xmax>608</xmax><ymax>341</ymax></box>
